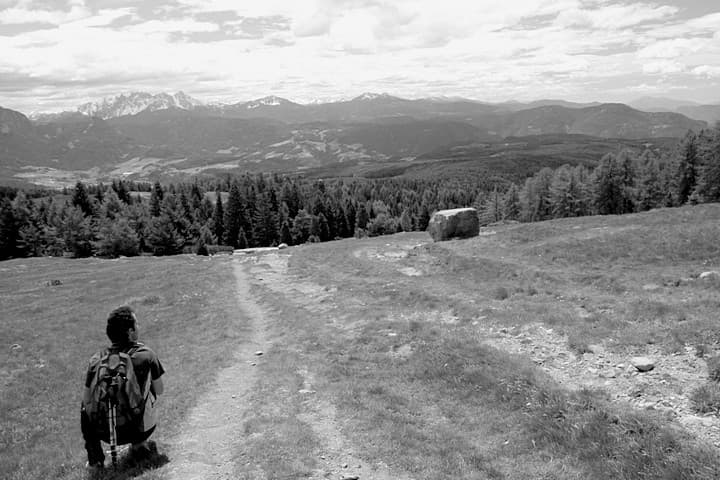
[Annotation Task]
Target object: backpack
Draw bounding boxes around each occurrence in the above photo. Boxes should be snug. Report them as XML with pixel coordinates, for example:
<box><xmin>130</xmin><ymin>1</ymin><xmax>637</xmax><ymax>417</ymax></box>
<box><xmin>83</xmin><ymin>345</ymin><xmax>150</xmax><ymax>439</ymax></box>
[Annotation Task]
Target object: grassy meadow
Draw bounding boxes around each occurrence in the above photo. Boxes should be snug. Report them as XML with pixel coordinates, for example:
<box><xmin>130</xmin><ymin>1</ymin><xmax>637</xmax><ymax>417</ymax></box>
<box><xmin>235</xmin><ymin>203</ymin><xmax>720</xmax><ymax>479</ymax></box>
<box><xmin>3</xmin><ymin>203</ymin><xmax>720</xmax><ymax>479</ymax></box>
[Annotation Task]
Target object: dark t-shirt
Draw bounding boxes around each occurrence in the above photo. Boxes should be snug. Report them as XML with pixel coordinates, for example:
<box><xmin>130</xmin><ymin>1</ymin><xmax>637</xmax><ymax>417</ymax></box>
<box><xmin>85</xmin><ymin>341</ymin><xmax>165</xmax><ymax>392</ymax></box>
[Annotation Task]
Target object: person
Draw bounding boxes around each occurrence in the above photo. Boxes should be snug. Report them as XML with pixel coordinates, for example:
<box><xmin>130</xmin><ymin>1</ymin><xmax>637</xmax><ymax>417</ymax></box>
<box><xmin>81</xmin><ymin>305</ymin><xmax>165</xmax><ymax>468</ymax></box>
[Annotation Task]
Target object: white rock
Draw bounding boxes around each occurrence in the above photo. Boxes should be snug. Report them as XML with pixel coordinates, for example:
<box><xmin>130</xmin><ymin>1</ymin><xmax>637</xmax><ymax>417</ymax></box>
<box><xmin>631</xmin><ymin>356</ymin><xmax>655</xmax><ymax>372</ymax></box>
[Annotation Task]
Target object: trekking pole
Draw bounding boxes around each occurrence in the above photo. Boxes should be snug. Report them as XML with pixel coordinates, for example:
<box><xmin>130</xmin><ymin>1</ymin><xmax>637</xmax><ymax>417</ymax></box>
<box><xmin>108</xmin><ymin>403</ymin><xmax>118</xmax><ymax>467</ymax></box>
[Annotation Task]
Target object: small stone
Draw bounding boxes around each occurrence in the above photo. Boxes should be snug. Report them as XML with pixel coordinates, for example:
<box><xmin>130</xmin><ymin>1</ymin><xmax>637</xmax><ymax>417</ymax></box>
<box><xmin>250</xmin><ymin>362</ymin><xmax>256</xmax><ymax>366</ymax></box>
<box><xmin>11</xmin><ymin>343</ymin><xmax>22</xmax><ymax>350</ymax></box>
<box><xmin>631</xmin><ymin>356</ymin><xmax>655</xmax><ymax>372</ymax></box>
<box><xmin>342</xmin><ymin>463</ymin><xmax>348</xmax><ymax>468</ymax></box>
<box><xmin>231</xmin><ymin>395</ymin><xmax>236</xmax><ymax>399</ymax></box>
<box><xmin>341</xmin><ymin>476</ymin><xmax>359</xmax><ymax>480</ymax></box>
<box><xmin>254</xmin><ymin>351</ymin><xmax>264</xmax><ymax>356</ymax></box>
<box><xmin>298</xmin><ymin>389</ymin><xmax>316</xmax><ymax>394</ymax></box>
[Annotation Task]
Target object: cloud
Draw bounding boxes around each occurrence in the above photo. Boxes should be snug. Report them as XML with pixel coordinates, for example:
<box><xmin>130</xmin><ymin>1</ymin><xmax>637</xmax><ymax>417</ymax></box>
<box><xmin>642</xmin><ymin>60</ymin><xmax>685</xmax><ymax>75</ymax></box>
<box><xmin>691</xmin><ymin>65</ymin><xmax>720</xmax><ymax>78</ymax></box>
<box><xmin>0</xmin><ymin>21</ymin><xmax>56</xmax><ymax>36</ymax></box>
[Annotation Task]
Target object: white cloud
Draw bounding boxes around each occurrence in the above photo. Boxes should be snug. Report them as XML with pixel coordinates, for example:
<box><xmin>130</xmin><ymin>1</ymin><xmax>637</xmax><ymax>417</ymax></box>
<box><xmin>692</xmin><ymin>65</ymin><xmax>720</xmax><ymax>78</ymax></box>
<box><xmin>642</xmin><ymin>60</ymin><xmax>685</xmax><ymax>74</ymax></box>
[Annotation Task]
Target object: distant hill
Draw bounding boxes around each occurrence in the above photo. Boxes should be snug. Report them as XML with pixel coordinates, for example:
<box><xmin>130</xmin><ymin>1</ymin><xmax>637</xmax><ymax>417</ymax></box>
<box><xmin>500</xmin><ymin>103</ymin><xmax>705</xmax><ymax>138</ymax></box>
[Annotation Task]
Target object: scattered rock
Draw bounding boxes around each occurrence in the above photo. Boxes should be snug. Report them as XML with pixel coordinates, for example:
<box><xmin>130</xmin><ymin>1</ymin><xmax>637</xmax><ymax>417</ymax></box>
<box><xmin>631</xmin><ymin>356</ymin><xmax>655</xmax><ymax>372</ymax></box>
<box><xmin>11</xmin><ymin>343</ymin><xmax>21</xmax><ymax>350</ymax></box>
<box><xmin>642</xmin><ymin>283</ymin><xmax>661</xmax><ymax>291</ymax></box>
<box><xmin>599</xmin><ymin>368</ymin><xmax>618</xmax><ymax>379</ymax></box>
<box><xmin>254</xmin><ymin>351</ymin><xmax>263</xmax><ymax>356</ymax></box>
<box><xmin>427</xmin><ymin>208</ymin><xmax>480</xmax><ymax>241</ymax></box>
<box><xmin>298</xmin><ymin>389</ymin><xmax>316</xmax><ymax>394</ymax></box>
<box><xmin>699</xmin><ymin>271</ymin><xmax>720</xmax><ymax>280</ymax></box>
<box><xmin>341</xmin><ymin>476</ymin><xmax>359</xmax><ymax>480</ymax></box>
<box><xmin>45</xmin><ymin>279</ymin><xmax>62</xmax><ymax>286</ymax></box>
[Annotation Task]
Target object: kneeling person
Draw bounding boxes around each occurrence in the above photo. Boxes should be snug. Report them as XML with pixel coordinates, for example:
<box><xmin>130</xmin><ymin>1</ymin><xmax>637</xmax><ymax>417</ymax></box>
<box><xmin>81</xmin><ymin>306</ymin><xmax>165</xmax><ymax>467</ymax></box>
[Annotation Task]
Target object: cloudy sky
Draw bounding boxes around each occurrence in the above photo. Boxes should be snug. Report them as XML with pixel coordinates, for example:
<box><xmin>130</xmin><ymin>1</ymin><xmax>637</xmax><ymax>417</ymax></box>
<box><xmin>0</xmin><ymin>0</ymin><xmax>719</xmax><ymax>113</ymax></box>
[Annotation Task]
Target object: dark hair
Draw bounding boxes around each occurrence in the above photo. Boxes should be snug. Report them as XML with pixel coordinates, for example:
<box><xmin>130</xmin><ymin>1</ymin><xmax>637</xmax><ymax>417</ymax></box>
<box><xmin>106</xmin><ymin>306</ymin><xmax>136</xmax><ymax>344</ymax></box>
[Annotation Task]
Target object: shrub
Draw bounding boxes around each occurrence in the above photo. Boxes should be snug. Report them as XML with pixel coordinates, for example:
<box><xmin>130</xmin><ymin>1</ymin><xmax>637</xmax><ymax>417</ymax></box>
<box><xmin>568</xmin><ymin>332</ymin><xmax>592</xmax><ymax>356</ymax></box>
<box><xmin>691</xmin><ymin>383</ymin><xmax>720</xmax><ymax>414</ymax></box>
<box><xmin>696</xmin><ymin>344</ymin><xmax>712</xmax><ymax>358</ymax></box>
<box><xmin>492</xmin><ymin>286</ymin><xmax>509</xmax><ymax>300</ymax></box>
<box><xmin>707</xmin><ymin>355</ymin><xmax>720</xmax><ymax>382</ymax></box>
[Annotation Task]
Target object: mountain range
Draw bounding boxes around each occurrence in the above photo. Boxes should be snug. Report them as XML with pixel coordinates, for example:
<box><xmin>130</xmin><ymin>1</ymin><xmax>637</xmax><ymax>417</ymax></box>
<box><xmin>1</xmin><ymin>92</ymin><xmax>714</xmax><ymax>188</ymax></box>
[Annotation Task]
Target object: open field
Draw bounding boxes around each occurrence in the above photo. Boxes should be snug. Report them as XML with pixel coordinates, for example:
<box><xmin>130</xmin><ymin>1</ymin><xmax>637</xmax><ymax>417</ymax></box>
<box><xmin>3</xmin><ymin>204</ymin><xmax>720</xmax><ymax>479</ymax></box>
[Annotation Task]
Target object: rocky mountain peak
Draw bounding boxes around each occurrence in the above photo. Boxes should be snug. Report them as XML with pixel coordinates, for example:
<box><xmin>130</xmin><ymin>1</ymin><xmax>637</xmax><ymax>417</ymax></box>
<box><xmin>77</xmin><ymin>91</ymin><xmax>203</xmax><ymax>119</ymax></box>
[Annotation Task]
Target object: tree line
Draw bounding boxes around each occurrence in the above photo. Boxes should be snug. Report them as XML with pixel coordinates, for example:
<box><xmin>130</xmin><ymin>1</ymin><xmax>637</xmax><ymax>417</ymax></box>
<box><xmin>0</xmin><ymin>127</ymin><xmax>718</xmax><ymax>260</ymax></box>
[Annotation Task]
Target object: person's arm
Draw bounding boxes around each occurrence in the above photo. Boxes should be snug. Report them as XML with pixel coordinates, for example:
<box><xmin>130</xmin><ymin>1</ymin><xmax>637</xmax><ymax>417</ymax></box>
<box><xmin>151</xmin><ymin>377</ymin><xmax>164</xmax><ymax>396</ymax></box>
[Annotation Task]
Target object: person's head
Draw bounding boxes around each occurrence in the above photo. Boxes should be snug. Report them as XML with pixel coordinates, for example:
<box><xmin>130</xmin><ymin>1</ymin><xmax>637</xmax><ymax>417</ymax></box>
<box><xmin>106</xmin><ymin>306</ymin><xmax>139</xmax><ymax>345</ymax></box>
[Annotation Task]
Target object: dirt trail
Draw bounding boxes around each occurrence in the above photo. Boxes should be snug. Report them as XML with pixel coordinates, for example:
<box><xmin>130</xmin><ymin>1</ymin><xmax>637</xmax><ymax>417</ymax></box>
<box><xmin>160</xmin><ymin>258</ymin><xmax>269</xmax><ymax>480</ymax></box>
<box><xmin>246</xmin><ymin>252</ymin><xmax>417</xmax><ymax>480</ymax></box>
<box><xmin>159</xmin><ymin>254</ymin><xmax>414</xmax><ymax>479</ymax></box>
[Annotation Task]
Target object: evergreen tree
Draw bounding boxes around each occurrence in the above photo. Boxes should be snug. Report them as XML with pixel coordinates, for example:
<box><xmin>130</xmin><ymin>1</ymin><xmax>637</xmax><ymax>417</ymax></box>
<box><xmin>237</xmin><ymin>227</ymin><xmax>248</xmax><ymax>249</ymax></box>
<box><xmin>502</xmin><ymin>184</ymin><xmax>521</xmax><ymax>220</ymax></box>
<box><xmin>72</xmin><ymin>181</ymin><xmax>94</xmax><ymax>217</ymax></box>
<box><xmin>195</xmin><ymin>225</ymin><xmax>216</xmax><ymax>256</ymax></box>
<box><xmin>149</xmin><ymin>181</ymin><xmax>164</xmax><ymax>217</ymax></box>
<box><xmin>224</xmin><ymin>183</ymin><xmax>243</xmax><ymax>247</ymax></box>
<box><xmin>676</xmin><ymin>132</ymin><xmax>699</xmax><ymax>204</ymax></box>
<box><xmin>291</xmin><ymin>209</ymin><xmax>313</xmax><ymax>244</ymax></box>
<box><xmin>279</xmin><ymin>220</ymin><xmax>292</xmax><ymax>245</ymax></box>
<box><xmin>355</xmin><ymin>203</ymin><xmax>369</xmax><ymax>230</ymax></box>
<box><xmin>0</xmin><ymin>198</ymin><xmax>18</xmax><ymax>259</ymax></box>
<box><xmin>212</xmin><ymin>191</ymin><xmax>225</xmax><ymax>245</ymax></box>
<box><xmin>94</xmin><ymin>218</ymin><xmax>140</xmax><ymax>258</ymax></box>
<box><xmin>593</xmin><ymin>153</ymin><xmax>624</xmax><ymax>214</ymax></box>
<box><xmin>146</xmin><ymin>214</ymin><xmax>184</xmax><ymax>256</ymax></box>
<box><xmin>636</xmin><ymin>155</ymin><xmax>665</xmax><ymax>211</ymax></box>
<box><xmin>399</xmin><ymin>209</ymin><xmax>413</xmax><ymax>232</ymax></box>
<box><xmin>61</xmin><ymin>206</ymin><xmax>94</xmax><ymax>257</ymax></box>
<box><xmin>694</xmin><ymin>129</ymin><xmax>720</xmax><ymax>202</ymax></box>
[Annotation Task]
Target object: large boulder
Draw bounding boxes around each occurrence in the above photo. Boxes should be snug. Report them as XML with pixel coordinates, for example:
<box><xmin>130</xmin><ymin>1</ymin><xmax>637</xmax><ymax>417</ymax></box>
<box><xmin>427</xmin><ymin>208</ymin><xmax>480</xmax><ymax>241</ymax></box>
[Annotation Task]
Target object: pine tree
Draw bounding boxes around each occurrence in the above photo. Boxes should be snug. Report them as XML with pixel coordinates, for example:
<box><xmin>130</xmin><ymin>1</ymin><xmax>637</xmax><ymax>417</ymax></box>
<box><xmin>94</xmin><ymin>218</ymin><xmax>140</xmax><ymax>258</ymax></box>
<box><xmin>355</xmin><ymin>203</ymin><xmax>369</xmax><ymax>230</ymax></box>
<box><xmin>72</xmin><ymin>181</ymin><xmax>94</xmax><ymax>217</ymax></box>
<box><xmin>195</xmin><ymin>225</ymin><xmax>216</xmax><ymax>256</ymax></box>
<box><xmin>593</xmin><ymin>153</ymin><xmax>623</xmax><ymax>215</ymax></box>
<box><xmin>0</xmin><ymin>198</ymin><xmax>18</xmax><ymax>259</ymax></box>
<box><xmin>224</xmin><ymin>183</ymin><xmax>243</xmax><ymax>247</ymax></box>
<box><xmin>694</xmin><ymin>129</ymin><xmax>720</xmax><ymax>202</ymax></box>
<box><xmin>61</xmin><ymin>205</ymin><xmax>94</xmax><ymax>257</ymax></box>
<box><xmin>212</xmin><ymin>191</ymin><xmax>225</xmax><ymax>245</ymax></box>
<box><xmin>676</xmin><ymin>132</ymin><xmax>699</xmax><ymax>204</ymax></box>
<box><xmin>280</xmin><ymin>220</ymin><xmax>292</xmax><ymax>245</ymax></box>
<box><xmin>502</xmin><ymin>184</ymin><xmax>521</xmax><ymax>220</ymax></box>
<box><xmin>149</xmin><ymin>181</ymin><xmax>164</xmax><ymax>217</ymax></box>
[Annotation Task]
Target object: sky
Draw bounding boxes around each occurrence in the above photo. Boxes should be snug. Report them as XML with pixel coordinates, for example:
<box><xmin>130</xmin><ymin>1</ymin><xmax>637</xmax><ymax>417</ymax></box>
<box><xmin>0</xmin><ymin>0</ymin><xmax>719</xmax><ymax>113</ymax></box>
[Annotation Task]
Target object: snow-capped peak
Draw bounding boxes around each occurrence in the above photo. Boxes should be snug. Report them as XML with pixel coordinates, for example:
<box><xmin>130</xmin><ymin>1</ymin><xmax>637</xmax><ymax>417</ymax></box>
<box><xmin>244</xmin><ymin>96</ymin><xmax>291</xmax><ymax>109</ymax></box>
<box><xmin>77</xmin><ymin>91</ymin><xmax>203</xmax><ymax>119</ymax></box>
<box><xmin>353</xmin><ymin>92</ymin><xmax>392</xmax><ymax>101</ymax></box>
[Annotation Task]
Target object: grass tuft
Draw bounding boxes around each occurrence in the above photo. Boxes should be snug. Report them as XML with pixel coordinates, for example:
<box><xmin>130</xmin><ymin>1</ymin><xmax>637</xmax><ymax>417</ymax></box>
<box><xmin>707</xmin><ymin>355</ymin><xmax>720</xmax><ymax>382</ymax></box>
<box><xmin>691</xmin><ymin>383</ymin><xmax>720</xmax><ymax>415</ymax></box>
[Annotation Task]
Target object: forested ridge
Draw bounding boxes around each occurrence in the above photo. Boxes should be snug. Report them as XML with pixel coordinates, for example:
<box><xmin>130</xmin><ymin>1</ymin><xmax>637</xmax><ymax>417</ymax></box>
<box><xmin>1</xmin><ymin>128</ymin><xmax>718</xmax><ymax>260</ymax></box>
